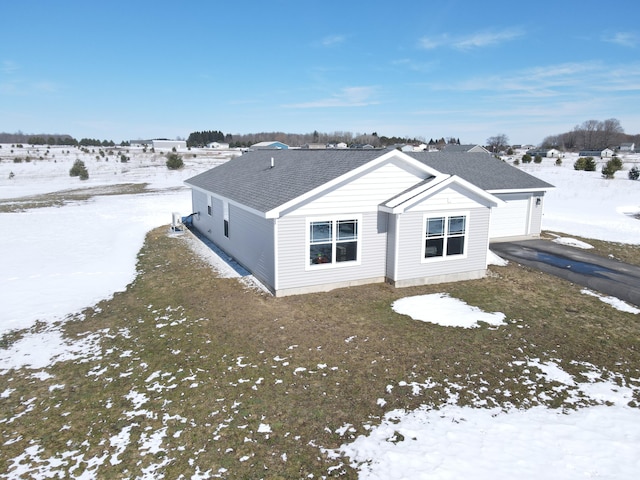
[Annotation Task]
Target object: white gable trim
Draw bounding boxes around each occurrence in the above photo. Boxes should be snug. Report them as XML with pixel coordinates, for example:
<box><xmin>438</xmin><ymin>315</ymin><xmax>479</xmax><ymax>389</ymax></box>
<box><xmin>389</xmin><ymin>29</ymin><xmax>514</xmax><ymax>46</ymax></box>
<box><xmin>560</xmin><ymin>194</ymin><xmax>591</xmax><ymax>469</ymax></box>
<box><xmin>380</xmin><ymin>175</ymin><xmax>503</xmax><ymax>214</ymax></box>
<box><xmin>487</xmin><ymin>187</ymin><xmax>554</xmax><ymax>194</ymax></box>
<box><xmin>264</xmin><ymin>150</ymin><xmax>439</xmax><ymax>219</ymax></box>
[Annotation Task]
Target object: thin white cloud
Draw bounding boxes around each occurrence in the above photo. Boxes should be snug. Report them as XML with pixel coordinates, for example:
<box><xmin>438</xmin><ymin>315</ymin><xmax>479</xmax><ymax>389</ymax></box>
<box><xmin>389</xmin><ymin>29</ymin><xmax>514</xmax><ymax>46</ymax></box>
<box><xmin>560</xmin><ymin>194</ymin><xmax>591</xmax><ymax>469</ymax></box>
<box><xmin>418</xmin><ymin>35</ymin><xmax>448</xmax><ymax>50</ymax></box>
<box><xmin>603</xmin><ymin>32</ymin><xmax>638</xmax><ymax>48</ymax></box>
<box><xmin>419</xmin><ymin>28</ymin><xmax>524</xmax><ymax>51</ymax></box>
<box><xmin>427</xmin><ymin>61</ymin><xmax>604</xmax><ymax>95</ymax></box>
<box><xmin>454</xmin><ymin>29</ymin><xmax>523</xmax><ymax>49</ymax></box>
<box><xmin>32</xmin><ymin>81</ymin><xmax>58</xmax><ymax>93</ymax></box>
<box><xmin>2</xmin><ymin>60</ymin><xmax>20</xmax><ymax>74</ymax></box>
<box><xmin>392</xmin><ymin>58</ymin><xmax>438</xmax><ymax>72</ymax></box>
<box><xmin>285</xmin><ymin>86</ymin><xmax>379</xmax><ymax>108</ymax></box>
<box><xmin>321</xmin><ymin>34</ymin><xmax>346</xmax><ymax>47</ymax></box>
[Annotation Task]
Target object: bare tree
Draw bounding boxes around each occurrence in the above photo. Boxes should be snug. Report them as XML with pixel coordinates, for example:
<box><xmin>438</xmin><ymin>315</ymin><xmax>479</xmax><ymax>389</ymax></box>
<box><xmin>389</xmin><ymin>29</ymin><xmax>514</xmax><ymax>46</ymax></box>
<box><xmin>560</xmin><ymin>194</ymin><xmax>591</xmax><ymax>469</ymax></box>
<box><xmin>600</xmin><ymin>118</ymin><xmax>624</xmax><ymax>148</ymax></box>
<box><xmin>486</xmin><ymin>134</ymin><xmax>509</xmax><ymax>153</ymax></box>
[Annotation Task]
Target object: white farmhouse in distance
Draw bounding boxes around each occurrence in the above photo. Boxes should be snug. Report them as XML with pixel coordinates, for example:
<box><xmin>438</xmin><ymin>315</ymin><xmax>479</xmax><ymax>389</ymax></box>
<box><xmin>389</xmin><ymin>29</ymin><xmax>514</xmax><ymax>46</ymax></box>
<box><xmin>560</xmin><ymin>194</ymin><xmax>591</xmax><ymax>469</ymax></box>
<box><xmin>152</xmin><ymin>139</ymin><xmax>187</xmax><ymax>150</ymax></box>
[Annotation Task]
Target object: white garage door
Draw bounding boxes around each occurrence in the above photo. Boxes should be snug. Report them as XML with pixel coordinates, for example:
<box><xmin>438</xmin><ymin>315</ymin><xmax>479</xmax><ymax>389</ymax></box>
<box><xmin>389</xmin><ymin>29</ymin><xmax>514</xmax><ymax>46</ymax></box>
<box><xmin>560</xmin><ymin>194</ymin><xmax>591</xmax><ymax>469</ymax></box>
<box><xmin>490</xmin><ymin>193</ymin><xmax>531</xmax><ymax>239</ymax></box>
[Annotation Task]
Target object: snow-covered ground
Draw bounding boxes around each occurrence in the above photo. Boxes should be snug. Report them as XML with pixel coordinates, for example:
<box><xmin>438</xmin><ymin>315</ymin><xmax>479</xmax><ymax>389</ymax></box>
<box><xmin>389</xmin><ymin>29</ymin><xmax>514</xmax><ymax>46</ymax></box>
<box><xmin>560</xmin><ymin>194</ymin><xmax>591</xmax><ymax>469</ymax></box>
<box><xmin>1</xmin><ymin>145</ymin><xmax>235</xmax><ymax>334</ymax></box>
<box><xmin>1</xmin><ymin>146</ymin><xmax>639</xmax><ymax>478</ymax></box>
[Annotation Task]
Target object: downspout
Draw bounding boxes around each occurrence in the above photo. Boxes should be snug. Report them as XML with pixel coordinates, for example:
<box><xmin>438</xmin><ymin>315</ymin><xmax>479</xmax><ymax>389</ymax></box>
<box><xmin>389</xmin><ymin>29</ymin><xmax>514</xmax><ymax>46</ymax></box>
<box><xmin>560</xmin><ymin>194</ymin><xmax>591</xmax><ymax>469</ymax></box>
<box><xmin>273</xmin><ymin>217</ymin><xmax>279</xmax><ymax>293</ymax></box>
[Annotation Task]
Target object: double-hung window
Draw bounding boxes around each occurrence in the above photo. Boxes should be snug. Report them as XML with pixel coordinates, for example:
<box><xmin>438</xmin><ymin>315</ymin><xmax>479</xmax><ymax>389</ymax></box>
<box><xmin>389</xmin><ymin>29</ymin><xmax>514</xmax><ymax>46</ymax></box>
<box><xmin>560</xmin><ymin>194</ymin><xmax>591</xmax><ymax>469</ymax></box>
<box><xmin>308</xmin><ymin>217</ymin><xmax>359</xmax><ymax>266</ymax></box>
<box><xmin>424</xmin><ymin>214</ymin><xmax>467</xmax><ymax>259</ymax></box>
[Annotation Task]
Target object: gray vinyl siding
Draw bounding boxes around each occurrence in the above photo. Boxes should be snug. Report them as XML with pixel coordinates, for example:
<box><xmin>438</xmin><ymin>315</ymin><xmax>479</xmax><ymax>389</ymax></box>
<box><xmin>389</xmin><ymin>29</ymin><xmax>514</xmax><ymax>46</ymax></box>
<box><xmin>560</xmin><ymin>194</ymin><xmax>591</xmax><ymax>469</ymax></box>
<box><xmin>219</xmin><ymin>205</ymin><xmax>275</xmax><ymax>290</ymax></box>
<box><xmin>190</xmin><ymin>190</ymin><xmax>209</xmax><ymax>236</ymax></box>
<box><xmin>394</xmin><ymin>207</ymin><xmax>490</xmax><ymax>282</ymax></box>
<box><xmin>191</xmin><ymin>191</ymin><xmax>275</xmax><ymax>290</ymax></box>
<box><xmin>276</xmin><ymin>211</ymin><xmax>388</xmax><ymax>291</ymax></box>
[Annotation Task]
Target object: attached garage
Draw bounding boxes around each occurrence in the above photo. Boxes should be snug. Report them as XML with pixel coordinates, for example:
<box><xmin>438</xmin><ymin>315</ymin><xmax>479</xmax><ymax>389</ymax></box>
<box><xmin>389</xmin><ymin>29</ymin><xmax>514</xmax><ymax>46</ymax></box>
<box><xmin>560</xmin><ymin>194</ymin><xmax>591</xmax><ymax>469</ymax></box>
<box><xmin>411</xmin><ymin>152</ymin><xmax>553</xmax><ymax>242</ymax></box>
<box><xmin>489</xmin><ymin>192</ymin><xmax>546</xmax><ymax>240</ymax></box>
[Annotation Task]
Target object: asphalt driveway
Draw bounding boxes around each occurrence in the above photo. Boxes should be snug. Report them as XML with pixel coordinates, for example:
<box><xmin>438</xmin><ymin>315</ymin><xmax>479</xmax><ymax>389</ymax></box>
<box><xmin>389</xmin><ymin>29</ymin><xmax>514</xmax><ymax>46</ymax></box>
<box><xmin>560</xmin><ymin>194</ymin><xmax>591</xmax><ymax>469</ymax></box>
<box><xmin>490</xmin><ymin>239</ymin><xmax>640</xmax><ymax>308</ymax></box>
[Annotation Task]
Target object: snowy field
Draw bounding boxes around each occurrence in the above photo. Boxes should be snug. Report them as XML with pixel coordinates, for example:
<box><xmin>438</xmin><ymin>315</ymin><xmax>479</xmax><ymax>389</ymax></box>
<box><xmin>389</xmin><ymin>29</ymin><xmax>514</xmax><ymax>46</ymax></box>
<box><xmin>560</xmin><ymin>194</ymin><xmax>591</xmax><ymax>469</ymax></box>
<box><xmin>1</xmin><ymin>146</ymin><xmax>640</xmax><ymax>478</ymax></box>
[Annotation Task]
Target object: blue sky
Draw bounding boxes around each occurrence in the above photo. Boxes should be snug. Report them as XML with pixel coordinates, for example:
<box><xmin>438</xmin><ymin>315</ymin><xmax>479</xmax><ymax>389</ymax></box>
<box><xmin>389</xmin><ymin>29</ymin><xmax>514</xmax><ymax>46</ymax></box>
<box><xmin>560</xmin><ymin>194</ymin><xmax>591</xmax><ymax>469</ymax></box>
<box><xmin>2</xmin><ymin>0</ymin><xmax>639</xmax><ymax>145</ymax></box>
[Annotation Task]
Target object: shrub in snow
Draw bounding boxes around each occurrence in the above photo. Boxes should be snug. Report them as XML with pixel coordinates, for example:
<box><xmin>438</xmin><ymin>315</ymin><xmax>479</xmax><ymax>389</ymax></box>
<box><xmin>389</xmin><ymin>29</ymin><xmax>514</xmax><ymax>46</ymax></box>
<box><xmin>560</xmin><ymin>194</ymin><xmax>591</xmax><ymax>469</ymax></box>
<box><xmin>629</xmin><ymin>166</ymin><xmax>640</xmax><ymax>181</ymax></box>
<box><xmin>574</xmin><ymin>157</ymin><xmax>596</xmax><ymax>171</ymax></box>
<box><xmin>521</xmin><ymin>153</ymin><xmax>532</xmax><ymax>163</ymax></box>
<box><xmin>555</xmin><ymin>158</ymin><xmax>562</xmax><ymax>166</ymax></box>
<box><xmin>602</xmin><ymin>158</ymin><xmax>623</xmax><ymax>179</ymax></box>
<box><xmin>69</xmin><ymin>159</ymin><xmax>89</xmax><ymax>180</ymax></box>
<box><xmin>534</xmin><ymin>154</ymin><xmax>543</xmax><ymax>164</ymax></box>
<box><xmin>166</xmin><ymin>152</ymin><xmax>184</xmax><ymax>170</ymax></box>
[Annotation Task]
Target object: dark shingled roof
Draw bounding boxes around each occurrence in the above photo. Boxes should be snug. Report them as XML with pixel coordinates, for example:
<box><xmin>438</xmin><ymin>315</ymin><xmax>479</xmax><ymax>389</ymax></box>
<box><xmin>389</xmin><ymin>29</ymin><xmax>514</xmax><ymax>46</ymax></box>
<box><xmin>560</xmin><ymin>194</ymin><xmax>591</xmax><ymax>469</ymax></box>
<box><xmin>185</xmin><ymin>149</ymin><xmax>553</xmax><ymax>214</ymax></box>
<box><xmin>185</xmin><ymin>149</ymin><xmax>384</xmax><ymax>212</ymax></box>
<box><xmin>410</xmin><ymin>151</ymin><xmax>554</xmax><ymax>191</ymax></box>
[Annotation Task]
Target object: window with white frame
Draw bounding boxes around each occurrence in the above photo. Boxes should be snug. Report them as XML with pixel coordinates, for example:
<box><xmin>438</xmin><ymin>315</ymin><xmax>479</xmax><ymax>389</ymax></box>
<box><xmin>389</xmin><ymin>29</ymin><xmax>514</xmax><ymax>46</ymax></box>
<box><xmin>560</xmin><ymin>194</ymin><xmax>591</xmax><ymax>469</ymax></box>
<box><xmin>223</xmin><ymin>200</ymin><xmax>229</xmax><ymax>238</ymax></box>
<box><xmin>309</xmin><ymin>218</ymin><xmax>358</xmax><ymax>266</ymax></box>
<box><xmin>207</xmin><ymin>196</ymin><xmax>212</xmax><ymax>216</ymax></box>
<box><xmin>424</xmin><ymin>214</ymin><xmax>467</xmax><ymax>258</ymax></box>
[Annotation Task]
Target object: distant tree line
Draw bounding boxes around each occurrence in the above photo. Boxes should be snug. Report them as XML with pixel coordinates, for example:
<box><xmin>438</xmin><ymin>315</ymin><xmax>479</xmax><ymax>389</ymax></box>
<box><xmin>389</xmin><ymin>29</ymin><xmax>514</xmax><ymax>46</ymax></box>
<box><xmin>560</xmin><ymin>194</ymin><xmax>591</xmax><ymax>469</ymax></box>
<box><xmin>185</xmin><ymin>130</ymin><xmax>459</xmax><ymax>149</ymax></box>
<box><xmin>0</xmin><ymin>132</ymin><xmax>131</xmax><ymax>147</ymax></box>
<box><xmin>186</xmin><ymin>130</ymin><xmax>227</xmax><ymax>147</ymax></box>
<box><xmin>0</xmin><ymin>132</ymin><xmax>77</xmax><ymax>145</ymax></box>
<box><xmin>541</xmin><ymin>118</ymin><xmax>640</xmax><ymax>150</ymax></box>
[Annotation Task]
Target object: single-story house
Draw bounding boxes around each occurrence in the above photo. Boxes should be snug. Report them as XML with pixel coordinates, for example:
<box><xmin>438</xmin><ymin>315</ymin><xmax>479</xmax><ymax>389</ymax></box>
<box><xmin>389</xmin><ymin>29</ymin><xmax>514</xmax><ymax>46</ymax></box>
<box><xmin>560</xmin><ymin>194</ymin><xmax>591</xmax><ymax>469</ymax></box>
<box><xmin>303</xmin><ymin>143</ymin><xmax>327</xmax><ymax>149</ymax></box>
<box><xmin>578</xmin><ymin>150</ymin><xmax>602</xmax><ymax>158</ymax></box>
<box><xmin>527</xmin><ymin>149</ymin><xmax>553</xmax><ymax>158</ymax></box>
<box><xmin>601</xmin><ymin>148</ymin><xmax>614</xmax><ymax>158</ymax></box>
<box><xmin>185</xmin><ymin>149</ymin><xmax>553</xmax><ymax>296</ymax></box>
<box><xmin>152</xmin><ymin>139</ymin><xmax>187</xmax><ymax>150</ymax></box>
<box><xmin>546</xmin><ymin>148</ymin><xmax>561</xmax><ymax>158</ymax></box>
<box><xmin>579</xmin><ymin>149</ymin><xmax>615</xmax><ymax>158</ymax></box>
<box><xmin>207</xmin><ymin>142</ymin><xmax>230</xmax><ymax>149</ymax></box>
<box><xmin>251</xmin><ymin>141</ymin><xmax>289</xmax><ymax>150</ymax></box>
<box><xmin>619</xmin><ymin>143</ymin><xmax>635</xmax><ymax>152</ymax></box>
<box><xmin>442</xmin><ymin>144</ymin><xmax>490</xmax><ymax>154</ymax></box>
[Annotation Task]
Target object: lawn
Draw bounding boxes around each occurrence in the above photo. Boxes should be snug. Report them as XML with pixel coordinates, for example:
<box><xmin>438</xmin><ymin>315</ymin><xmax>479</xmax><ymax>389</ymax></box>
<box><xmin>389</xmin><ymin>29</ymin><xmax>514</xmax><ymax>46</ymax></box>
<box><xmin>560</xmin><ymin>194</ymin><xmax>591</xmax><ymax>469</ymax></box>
<box><xmin>2</xmin><ymin>225</ymin><xmax>638</xmax><ymax>478</ymax></box>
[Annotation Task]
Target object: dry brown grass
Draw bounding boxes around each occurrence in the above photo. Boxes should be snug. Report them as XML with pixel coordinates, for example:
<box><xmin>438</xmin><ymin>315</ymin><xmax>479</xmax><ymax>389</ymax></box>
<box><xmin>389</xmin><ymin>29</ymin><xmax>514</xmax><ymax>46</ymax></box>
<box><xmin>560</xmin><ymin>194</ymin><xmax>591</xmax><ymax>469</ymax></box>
<box><xmin>0</xmin><ymin>183</ymin><xmax>153</xmax><ymax>212</ymax></box>
<box><xmin>1</xmin><ymin>227</ymin><xmax>639</xmax><ymax>478</ymax></box>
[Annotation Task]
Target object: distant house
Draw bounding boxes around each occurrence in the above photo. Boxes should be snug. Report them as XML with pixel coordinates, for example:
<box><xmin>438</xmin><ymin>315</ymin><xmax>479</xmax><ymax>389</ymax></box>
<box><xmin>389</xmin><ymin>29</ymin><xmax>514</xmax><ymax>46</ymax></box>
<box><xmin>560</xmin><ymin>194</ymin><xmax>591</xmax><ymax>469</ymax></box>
<box><xmin>207</xmin><ymin>142</ymin><xmax>230</xmax><ymax>149</ymax></box>
<box><xmin>152</xmin><ymin>140</ymin><xmax>187</xmax><ymax>150</ymax></box>
<box><xmin>601</xmin><ymin>148</ymin><xmax>614</xmax><ymax>158</ymax></box>
<box><xmin>185</xmin><ymin>149</ymin><xmax>552</xmax><ymax>296</ymax></box>
<box><xmin>351</xmin><ymin>144</ymin><xmax>375</xmax><ymax>149</ymax></box>
<box><xmin>130</xmin><ymin>139</ymin><xmax>152</xmax><ymax>147</ymax></box>
<box><xmin>442</xmin><ymin>144</ymin><xmax>490</xmax><ymax>154</ymax></box>
<box><xmin>579</xmin><ymin>150</ymin><xmax>602</xmax><ymax>158</ymax></box>
<box><xmin>401</xmin><ymin>144</ymin><xmax>429</xmax><ymax>152</ymax></box>
<box><xmin>619</xmin><ymin>143</ymin><xmax>635</xmax><ymax>152</ymax></box>
<box><xmin>251</xmin><ymin>141</ymin><xmax>289</xmax><ymax>150</ymax></box>
<box><xmin>546</xmin><ymin>149</ymin><xmax>561</xmax><ymax>158</ymax></box>
<box><xmin>303</xmin><ymin>143</ymin><xmax>327</xmax><ymax>149</ymax></box>
<box><xmin>578</xmin><ymin>148</ymin><xmax>614</xmax><ymax>158</ymax></box>
<box><xmin>527</xmin><ymin>149</ymin><xmax>550</xmax><ymax>158</ymax></box>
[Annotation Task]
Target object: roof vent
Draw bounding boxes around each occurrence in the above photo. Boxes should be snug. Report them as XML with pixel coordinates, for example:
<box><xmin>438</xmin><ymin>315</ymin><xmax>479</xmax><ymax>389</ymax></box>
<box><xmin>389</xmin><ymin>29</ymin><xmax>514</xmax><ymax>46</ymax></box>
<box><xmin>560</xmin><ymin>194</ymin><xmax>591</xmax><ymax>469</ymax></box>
<box><xmin>270</xmin><ymin>157</ymin><xmax>275</xmax><ymax>168</ymax></box>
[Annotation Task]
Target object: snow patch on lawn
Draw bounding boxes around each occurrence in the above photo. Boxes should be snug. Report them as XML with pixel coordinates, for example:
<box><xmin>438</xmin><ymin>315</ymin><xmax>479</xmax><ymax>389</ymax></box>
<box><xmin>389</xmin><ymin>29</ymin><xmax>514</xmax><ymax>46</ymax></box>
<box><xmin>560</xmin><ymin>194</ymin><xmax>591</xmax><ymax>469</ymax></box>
<box><xmin>552</xmin><ymin>236</ymin><xmax>594</xmax><ymax>249</ymax></box>
<box><xmin>581</xmin><ymin>288</ymin><xmax>640</xmax><ymax>314</ymax></box>
<box><xmin>392</xmin><ymin>293</ymin><xmax>506</xmax><ymax>328</ymax></box>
